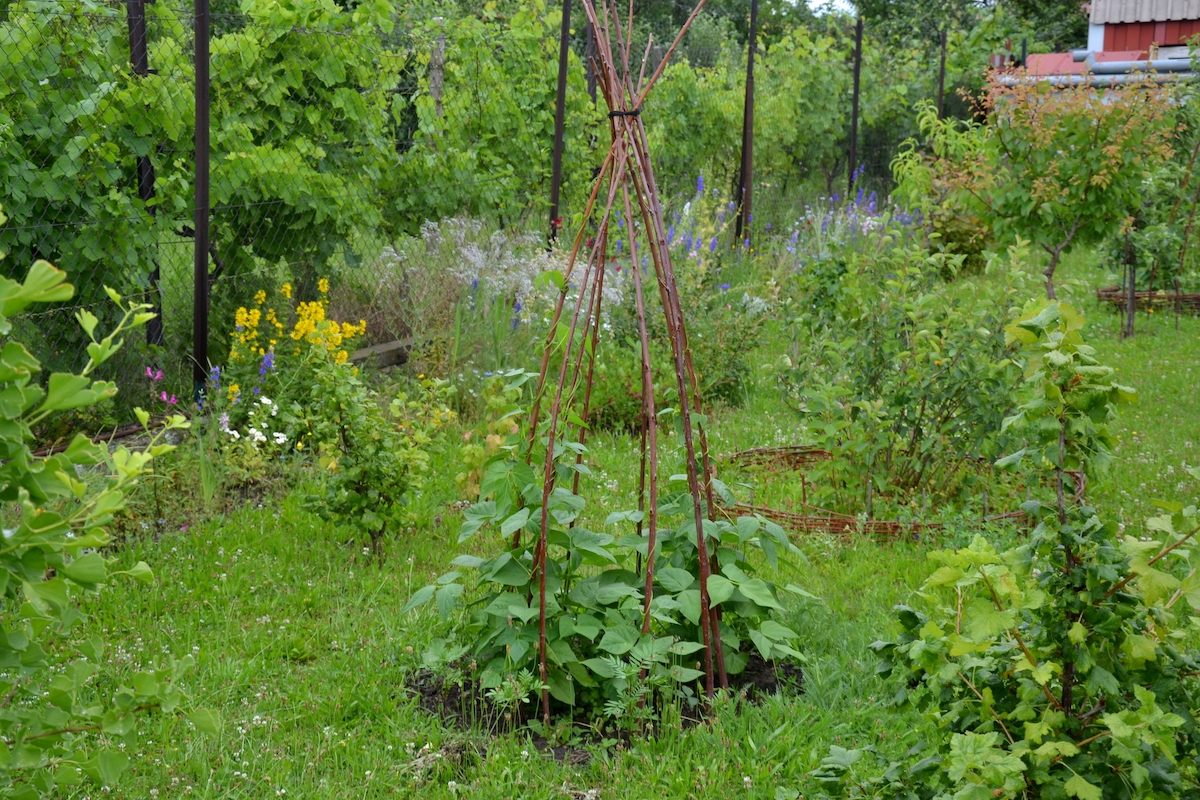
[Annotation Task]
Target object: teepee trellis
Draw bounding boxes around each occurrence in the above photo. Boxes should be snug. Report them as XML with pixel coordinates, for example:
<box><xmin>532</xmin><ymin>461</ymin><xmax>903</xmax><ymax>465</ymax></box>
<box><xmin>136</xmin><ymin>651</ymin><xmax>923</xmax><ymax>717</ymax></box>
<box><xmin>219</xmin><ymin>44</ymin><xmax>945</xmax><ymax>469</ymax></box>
<box><xmin>515</xmin><ymin>0</ymin><xmax>730</xmax><ymax>726</ymax></box>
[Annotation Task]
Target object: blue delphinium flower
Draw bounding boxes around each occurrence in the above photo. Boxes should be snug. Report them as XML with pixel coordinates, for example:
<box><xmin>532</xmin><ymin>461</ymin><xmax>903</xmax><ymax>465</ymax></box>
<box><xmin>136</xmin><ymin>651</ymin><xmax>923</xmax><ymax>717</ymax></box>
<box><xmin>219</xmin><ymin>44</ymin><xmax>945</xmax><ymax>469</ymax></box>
<box><xmin>718</xmin><ymin>283</ymin><xmax>730</xmax><ymax>291</ymax></box>
<box><xmin>696</xmin><ymin>173</ymin><xmax>704</xmax><ymax>195</ymax></box>
<box><xmin>710</xmin><ymin>236</ymin><xmax>718</xmax><ymax>252</ymax></box>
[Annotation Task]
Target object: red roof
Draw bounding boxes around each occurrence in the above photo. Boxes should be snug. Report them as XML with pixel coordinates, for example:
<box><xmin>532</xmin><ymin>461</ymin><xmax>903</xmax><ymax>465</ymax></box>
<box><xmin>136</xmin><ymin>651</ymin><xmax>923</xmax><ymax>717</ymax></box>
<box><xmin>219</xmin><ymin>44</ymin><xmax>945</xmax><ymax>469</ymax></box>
<box><xmin>1025</xmin><ymin>50</ymin><xmax>1148</xmax><ymax>75</ymax></box>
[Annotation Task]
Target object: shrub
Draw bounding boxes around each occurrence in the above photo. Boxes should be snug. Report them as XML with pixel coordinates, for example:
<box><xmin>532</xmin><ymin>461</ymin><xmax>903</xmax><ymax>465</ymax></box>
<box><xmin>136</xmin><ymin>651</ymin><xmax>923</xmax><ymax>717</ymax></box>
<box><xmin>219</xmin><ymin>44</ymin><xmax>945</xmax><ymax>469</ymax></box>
<box><xmin>781</xmin><ymin>236</ymin><xmax>1030</xmax><ymax>513</ymax></box>
<box><xmin>816</xmin><ymin>302</ymin><xmax>1200</xmax><ymax>799</ymax></box>
<box><xmin>304</xmin><ymin>363</ymin><xmax>450</xmax><ymax>556</ymax></box>
<box><xmin>0</xmin><ymin>219</ymin><xmax>210</xmax><ymax>796</ymax></box>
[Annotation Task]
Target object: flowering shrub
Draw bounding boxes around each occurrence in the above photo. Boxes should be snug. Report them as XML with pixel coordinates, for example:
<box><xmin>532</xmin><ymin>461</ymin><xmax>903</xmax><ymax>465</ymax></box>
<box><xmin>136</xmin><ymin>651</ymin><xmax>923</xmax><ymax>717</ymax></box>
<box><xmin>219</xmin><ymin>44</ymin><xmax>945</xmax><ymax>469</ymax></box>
<box><xmin>213</xmin><ymin>278</ymin><xmax>366</xmax><ymax>466</ymax></box>
<box><xmin>0</xmin><ymin>214</ymin><xmax>214</xmax><ymax>797</ymax></box>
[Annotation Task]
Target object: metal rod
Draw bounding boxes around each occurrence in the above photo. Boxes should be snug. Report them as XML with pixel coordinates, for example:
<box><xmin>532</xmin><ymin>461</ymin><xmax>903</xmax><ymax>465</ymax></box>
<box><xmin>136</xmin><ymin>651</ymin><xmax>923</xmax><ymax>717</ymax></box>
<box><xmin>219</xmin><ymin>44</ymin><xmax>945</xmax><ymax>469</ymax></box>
<box><xmin>548</xmin><ymin>0</ymin><xmax>573</xmax><ymax>244</ymax></box>
<box><xmin>936</xmin><ymin>29</ymin><xmax>948</xmax><ymax>120</ymax></box>
<box><xmin>734</xmin><ymin>0</ymin><xmax>757</xmax><ymax>245</ymax></box>
<box><xmin>193</xmin><ymin>0</ymin><xmax>210</xmax><ymax>397</ymax></box>
<box><xmin>126</xmin><ymin>0</ymin><xmax>164</xmax><ymax>348</ymax></box>
<box><xmin>586</xmin><ymin>21</ymin><xmax>597</xmax><ymax>103</ymax></box>
<box><xmin>1124</xmin><ymin>231</ymin><xmax>1136</xmax><ymax>339</ymax></box>
<box><xmin>848</xmin><ymin>16</ymin><xmax>863</xmax><ymax>194</ymax></box>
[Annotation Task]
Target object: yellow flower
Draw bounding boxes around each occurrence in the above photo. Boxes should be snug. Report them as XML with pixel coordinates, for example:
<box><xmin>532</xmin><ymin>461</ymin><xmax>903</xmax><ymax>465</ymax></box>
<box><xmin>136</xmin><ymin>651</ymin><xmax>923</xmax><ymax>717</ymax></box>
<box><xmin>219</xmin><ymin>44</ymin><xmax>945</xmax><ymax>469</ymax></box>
<box><xmin>254</xmin><ymin>289</ymin><xmax>266</xmax><ymax>306</ymax></box>
<box><xmin>228</xmin><ymin>383</ymin><xmax>240</xmax><ymax>401</ymax></box>
<box><xmin>281</xmin><ymin>283</ymin><xmax>293</xmax><ymax>299</ymax></box>
<box><xmin>296</xmin><ymin>441</ymin><xmax>303</xmax><ymax>450</ymax></box>
<box><xmin>318</xmin><ymin>278</ymin><xmax>330</xmax><ymax>294</ymax></box>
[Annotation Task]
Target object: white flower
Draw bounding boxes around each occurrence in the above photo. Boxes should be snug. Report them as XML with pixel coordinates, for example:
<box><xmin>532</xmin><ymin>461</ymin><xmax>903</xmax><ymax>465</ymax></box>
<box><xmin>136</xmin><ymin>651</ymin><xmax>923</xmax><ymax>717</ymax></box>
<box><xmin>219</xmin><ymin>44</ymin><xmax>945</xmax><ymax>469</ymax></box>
<box><xmin>743</xmin><ymin>776</ymin><xmax>752</xmax><ymax>789</ymax></box>
<box><xmin>273</xmin><ymin>432</ymin><xmax>288</xmax><ymax>445</ymax></box>
<box><xmin>260</xmin><ymin>396</ymin><xmax>273</xmax><ymax>405</ymax></box>
<box><xmin>248</xmin><ymin>427</ymin><xmax>267</xmax><ymax>443</ymax></box>
<box><xmin>226</xmin><ymin>429</ymin><xmax>241</xmax><ymax>440</ymax></box>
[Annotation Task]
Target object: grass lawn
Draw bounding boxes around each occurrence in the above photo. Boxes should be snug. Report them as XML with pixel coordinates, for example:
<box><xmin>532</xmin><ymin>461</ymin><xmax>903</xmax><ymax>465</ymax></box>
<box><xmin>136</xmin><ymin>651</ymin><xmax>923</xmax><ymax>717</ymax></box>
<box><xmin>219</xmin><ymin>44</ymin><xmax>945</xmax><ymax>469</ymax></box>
<box><xmin>83</xmin><ymin>248</ymin><xmax>1198</xmax><ymax>798</ymax></box>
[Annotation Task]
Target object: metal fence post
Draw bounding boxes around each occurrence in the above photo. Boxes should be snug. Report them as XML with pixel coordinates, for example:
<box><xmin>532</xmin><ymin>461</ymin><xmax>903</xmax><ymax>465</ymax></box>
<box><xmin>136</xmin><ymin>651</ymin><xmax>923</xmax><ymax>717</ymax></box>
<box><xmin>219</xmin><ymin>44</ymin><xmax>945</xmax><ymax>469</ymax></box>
<box><xmin>585</xmin><ymin>21</ymin><xmax>597</xmax><ymax>104</ymax></box>
<box><xmin>548</xmin><ymin>0</ymin><xmax>572</xmax><ymax>244</ymax></box>
<box><xmin>193</xmin><ymin>0</ymin><xmax>210</xmax><ymax>397</ymax></box>
<box><xmin>847</xmin><ymin>16</ymin><xmax>863</xmax><ymax>195</ymax></box>
<box><xmin>936</xmin><ymin>29</ymin><xmax>948</xmax><ymax>120</ymax></box>
<box><xmin>734</xmin><ymin>0</ymin><xmax>758</xmax><ymax>245</ymax></box>
<box><xmin>126</xmin><ymin>0</ymin><xmax>164</xmax><ymax>347</ymax></box>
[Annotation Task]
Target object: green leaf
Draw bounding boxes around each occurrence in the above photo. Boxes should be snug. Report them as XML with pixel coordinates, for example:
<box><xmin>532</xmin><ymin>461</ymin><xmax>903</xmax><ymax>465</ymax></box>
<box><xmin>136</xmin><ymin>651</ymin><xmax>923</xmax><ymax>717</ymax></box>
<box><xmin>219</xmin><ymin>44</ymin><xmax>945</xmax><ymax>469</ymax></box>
<box><xmin>402</xmin><ymin>585</ymin><xmax>435</xmax><ymax>614</ymax></box>
<box><xmin>748</xmin><ymin>628</ymin><xmax>773</xmax><ymax>659</ymax></box>
<box><xmin>40</xmin><ymin>373</ymin><xmax>114</xmax><ymax>413</ymax></box>
<box><xmin>738</xmin><ymin>579</ymin><xmax>783</xmax><ymax>610</ymax></box>
<box><xmin>62</xmin><ymin>553</ymin><xmax>107</xmax><ymax>585</ymax></box>
<box><xmin>760</xmin><ymin>620</ymin><xmax>799</xmax><ymax>641</ymax></box>
<box><xmin>964</xmin><ymin>598</ymin><xmax>1015</xmax><ymax>641</ymax></box>
<box><xmin>500</xmin><ymin>507</ymin><xmax>531</xmax><ymax>538</ymax></box>
<box><xmin>598</xmin><ymin>624</ymin><xmax>639</xmax><ymax>655</ymax></box>
<box><xmin>188</xmin><ymin>708</ymin><xmax>222</xmax><ymax>736</ymax></box>
<box><xmin>90</xmin><ymin>751</ymin><xmax>129</xmax><ymax>786</ymax></box>
<box><xmin>1063</xmin><ymin>774</ymin><xmax>1102</xmax><ymax>800</ymax></box>
<box><xmin>668</xmin><ymin>665</ymin><xmax>705</xmax><ymax>683</ymax></box>
<box><xmin>669</xmin><ymin>640</ymin><xmax>706</xmax><ymax>655</ymax></box>
<box><xmin>705</xmin><ymin>575</ymin><xmax>735</xmax><ymax>606</ymax></box>
<box><xmin>124</xmin><ymin>561</ymin><xmax>154</xmax><ymax>585</ymax></box>
<box><xmin>656</xmin><ymin>567</ymin><xmax>695</xmax><ymax>593</ymax></box>
<box><xmin>546</xmin><ymin>668</ymin><xmax>574</xmax><ymax>705</ymax></box>
<box><xmin>572</xmin><ymin>614</ymin><xmax>602</xmax><ymax>640</ymax></box>
<box><xmin>436</xmin><ymin>583</ymin><xmax>464</xmax><ymax>620</ymax></box>
<box><xmin>582</xmin><ymin>657</ymin><xmax>616</xmax><ymax>678</ymax></box>
<box><xmin>676</xmin><ymin>589</ymin><xmax>702</xmax><ymax>625</ymax></box>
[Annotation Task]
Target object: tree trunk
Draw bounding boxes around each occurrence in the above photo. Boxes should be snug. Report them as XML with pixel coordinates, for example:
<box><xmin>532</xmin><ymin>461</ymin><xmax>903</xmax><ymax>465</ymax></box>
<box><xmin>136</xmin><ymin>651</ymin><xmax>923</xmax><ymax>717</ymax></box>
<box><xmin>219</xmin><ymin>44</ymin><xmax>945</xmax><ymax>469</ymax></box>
<box><xmin>1044</xmin><ymin>251</ymin><xmax>1060</xmax><ymax>300</ymax></box>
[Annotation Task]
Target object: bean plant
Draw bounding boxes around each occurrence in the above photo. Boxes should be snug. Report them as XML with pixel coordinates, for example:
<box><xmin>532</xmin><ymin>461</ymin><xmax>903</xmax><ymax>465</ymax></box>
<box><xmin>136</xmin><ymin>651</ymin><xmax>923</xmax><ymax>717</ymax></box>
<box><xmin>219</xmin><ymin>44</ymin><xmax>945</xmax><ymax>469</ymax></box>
<box><xmin>405</xmin><ymin>367</ymin><xmax>810</xmax><ymax>724</ymax></box>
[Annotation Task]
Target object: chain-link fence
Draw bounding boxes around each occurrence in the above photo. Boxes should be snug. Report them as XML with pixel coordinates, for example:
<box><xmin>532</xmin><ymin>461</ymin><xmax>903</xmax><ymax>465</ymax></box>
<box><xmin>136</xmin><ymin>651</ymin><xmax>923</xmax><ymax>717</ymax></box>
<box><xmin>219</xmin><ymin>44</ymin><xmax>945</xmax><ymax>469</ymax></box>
<box><xmin>0</xmin><ymin>1</ymin><xmax>949</xmax><ymax>427</ymax></box>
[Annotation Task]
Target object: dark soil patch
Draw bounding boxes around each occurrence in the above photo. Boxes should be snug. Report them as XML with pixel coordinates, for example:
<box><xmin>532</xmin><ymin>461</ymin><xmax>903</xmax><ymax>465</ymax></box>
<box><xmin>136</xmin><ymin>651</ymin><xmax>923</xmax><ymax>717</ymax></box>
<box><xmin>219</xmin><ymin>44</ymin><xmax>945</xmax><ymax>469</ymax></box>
<box><xmin>729</xmin><ymin>653</ymin><xmax>805</xmax><ymax>701</ymax></box>
<box><xmin>403</xmin><ymin>654</ymin><xmax>803</xmax><ymax>760</ymax></box>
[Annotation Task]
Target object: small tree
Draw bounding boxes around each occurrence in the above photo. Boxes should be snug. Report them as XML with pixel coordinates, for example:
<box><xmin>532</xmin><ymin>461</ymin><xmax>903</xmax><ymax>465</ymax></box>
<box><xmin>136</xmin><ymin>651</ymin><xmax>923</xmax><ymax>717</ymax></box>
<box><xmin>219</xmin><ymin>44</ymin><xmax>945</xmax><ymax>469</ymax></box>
<box><xmin>898</xmin><ymin>75</ymin><xmax>1178</xmax><ymax>298</ymax></box>
<box><xmin>980</xmin><ymin>73</ymin><xmax>1177</xmax><ymax>298</ymax></box>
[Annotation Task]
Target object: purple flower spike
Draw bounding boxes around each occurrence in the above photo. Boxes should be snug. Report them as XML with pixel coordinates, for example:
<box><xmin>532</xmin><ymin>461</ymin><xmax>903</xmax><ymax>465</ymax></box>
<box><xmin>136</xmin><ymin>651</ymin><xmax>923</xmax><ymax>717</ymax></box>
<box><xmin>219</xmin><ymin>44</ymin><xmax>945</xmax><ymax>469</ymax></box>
<box><xmin>718</xmin><ymin>283</ymin><xmax>730</xmax><ymax>291</ymax></box>
<box><xmin>710</xmin><ymin>236</ymin><xmax>718</xmax><ymax>252</ymax></box>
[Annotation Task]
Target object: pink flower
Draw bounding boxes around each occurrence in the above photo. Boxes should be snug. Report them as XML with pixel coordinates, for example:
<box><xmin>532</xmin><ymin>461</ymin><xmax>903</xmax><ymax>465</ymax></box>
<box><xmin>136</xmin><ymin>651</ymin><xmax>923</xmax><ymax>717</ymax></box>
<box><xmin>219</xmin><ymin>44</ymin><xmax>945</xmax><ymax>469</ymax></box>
<box><xmin>160</xmin><ymin>391</ymin><xmax>178</xmax><ymax>405</ymax></box>
<box><xmin>146</xmin><ymin>367</ymin><xmax>163</xmax><ymax>381</ymax></box>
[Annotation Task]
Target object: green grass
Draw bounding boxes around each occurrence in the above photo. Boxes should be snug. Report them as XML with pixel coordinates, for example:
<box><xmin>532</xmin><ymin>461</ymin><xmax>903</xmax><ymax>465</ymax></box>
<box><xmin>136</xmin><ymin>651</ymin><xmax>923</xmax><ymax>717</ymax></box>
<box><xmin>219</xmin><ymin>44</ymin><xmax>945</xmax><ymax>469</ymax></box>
<box><xmin>76</xmin><ymin>245</ymin><xmax>1198</xmax><ymax>799</ymax></box>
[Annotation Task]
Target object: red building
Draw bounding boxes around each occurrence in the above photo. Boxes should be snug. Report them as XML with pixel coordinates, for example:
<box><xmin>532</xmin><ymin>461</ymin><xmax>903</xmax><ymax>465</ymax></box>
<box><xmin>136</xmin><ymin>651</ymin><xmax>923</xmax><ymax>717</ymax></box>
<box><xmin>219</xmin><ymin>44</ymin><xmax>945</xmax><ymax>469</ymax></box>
<box><xmin>1088</xmin><ymin>0</ymin><xmax>1200</xmax><ymax>54</ymax></box>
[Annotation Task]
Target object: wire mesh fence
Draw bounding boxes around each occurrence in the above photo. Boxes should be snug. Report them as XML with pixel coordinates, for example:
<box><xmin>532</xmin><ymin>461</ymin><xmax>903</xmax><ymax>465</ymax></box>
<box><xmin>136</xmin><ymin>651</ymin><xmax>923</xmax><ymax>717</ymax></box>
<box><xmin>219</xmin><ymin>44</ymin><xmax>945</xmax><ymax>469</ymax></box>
<box><xmin>0</xmin><ymin>1</ymin><xmax>948</xmax><ymax>428</ymax></box>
